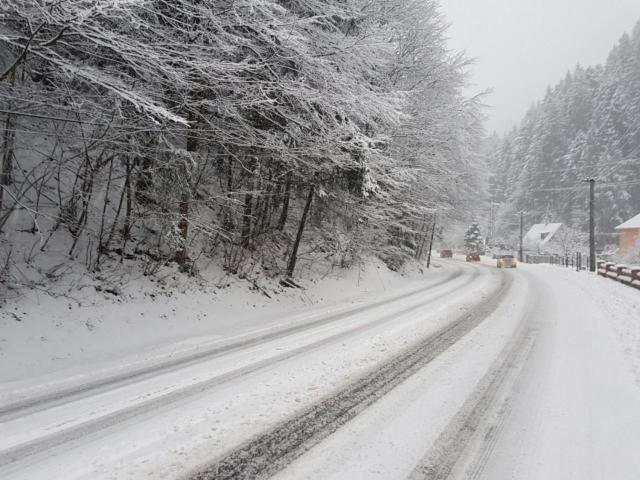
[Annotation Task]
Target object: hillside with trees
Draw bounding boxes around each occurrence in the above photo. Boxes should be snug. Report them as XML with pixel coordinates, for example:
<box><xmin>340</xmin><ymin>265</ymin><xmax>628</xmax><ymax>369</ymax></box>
<box><xmin>0</xmin><ymin>0</ymin><xmax>484</xmax><ymax>295</ymax></box>
<box><xmin>488</xmin><ymin>20</ymin><xmax>640</xmax><ymax>250</ymax></box>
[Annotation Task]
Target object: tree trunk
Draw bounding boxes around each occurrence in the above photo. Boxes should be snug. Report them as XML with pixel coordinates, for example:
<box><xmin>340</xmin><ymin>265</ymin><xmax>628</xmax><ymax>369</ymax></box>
<box><xmin>175</xmin><ymin>192</ymin><xmax>190</xmax><ymax>265</ymax></box>
<box><xmin>105</xmin><ymin>157</ymin><xmax>128</xmax><ymax>253</ymax></box>
<box><xmin>121</xmin><ymin>158</ymin><xmax>133</xmax><ymax>261</ymax></box>
<box><xmin>257</xmin><ymin>172</ymin><xmax>273</xmax><ymax>236</ymax></box>
<box><xmin>415</xmin><ymin>215</ymin><xmax>428</xmax><ymax>259</ymax></box>
<box><xmin>426</xmin><ymin>215</ymin><xmax>437</xmax><ymax>268</ymax></box>
<box><xmin>241</xmin><ymin>156</ymin><xmax>256</xmax><ymax>247</ymax></box>
<box><xmin>69</xmin><ymin>154</ymin><xmax>97</xmax><ymax>256</ymax></box>
<box><xmin>278</xmin><ymin>171</ymin><xmax>292</xmax><ymax>231</ymax></box>
<box><xmin>0</xmin><ymin>73</ymin><xmax>17</xmax><ymax>213</ymax></box>
<box><xmin>222</xmin><ymin>157</ymin><xmax>234</xmax><ymax>234</ymax></box>
<box><xmin>175</xmin><ymin>110</ymin><xmax>197</xmax><ymax>267</ymax></box>
<box><xmin>286</xmin><ymin>183</ymin><xmax>314</xmax><ymax>278</ymax></box>
<box><xmin>96</xmin><ymin>157</ymin><xmax>115</xmax><ymax>265</ymax></box>
<box><xmin>241</xmin><ymin>190</ymin><xmax>253</xmax><ymax>245</ymax></box>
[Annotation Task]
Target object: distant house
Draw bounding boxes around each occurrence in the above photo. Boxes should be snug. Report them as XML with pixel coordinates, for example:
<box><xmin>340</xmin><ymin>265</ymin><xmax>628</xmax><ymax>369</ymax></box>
<box><xmin>615</xmin><ymin>213</ymin><xmax>640</xmax><ymax>254</ymax></box>
<box><xmin>523</xmin><ymin>223</ymin><xmax>563</xmax><ymax>253</ymax></box>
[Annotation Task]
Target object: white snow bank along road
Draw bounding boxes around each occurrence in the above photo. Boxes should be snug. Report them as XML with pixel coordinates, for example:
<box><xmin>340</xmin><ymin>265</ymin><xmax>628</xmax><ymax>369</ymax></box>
<box><xmin>0</xmin><ymin>262</ymin><xmax>499</xmax><ymax>480</ymax></box>
<box><xmin>0</xmin><ymin>257</ymin><xmax>447</xmax><ymax>386</ymax></box>
<box><xmin>271</xmin><ymin>264</ymin><xmax>640</xmax><ymax>480</ymax></box>
<box><xmin>0</xmin><ymin>263</ymin><xmax>462</xmax><ymax>410</ymax></box>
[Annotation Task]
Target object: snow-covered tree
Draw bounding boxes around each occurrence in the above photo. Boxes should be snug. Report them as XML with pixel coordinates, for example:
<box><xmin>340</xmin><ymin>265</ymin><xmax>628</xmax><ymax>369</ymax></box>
<box><xmin>464</xmin><ymin>222</ymin><xmax>484</xmax><ymax>252</ymax></box>
<box><xmin>488</xmin><ymin>19</ymin><xmax>640</xmax><ymax>241</ymax></box>
<box><xmin>0</xmin><ymin>0</ymin><xmax>485</xmax><ymax>285</ymax></box>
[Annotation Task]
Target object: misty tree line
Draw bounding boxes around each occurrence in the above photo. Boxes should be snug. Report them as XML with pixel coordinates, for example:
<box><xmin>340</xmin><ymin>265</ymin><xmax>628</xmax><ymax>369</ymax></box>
<box><xmin>0</xmin><ymin>0</ymin><xmax>482</xmax><ymax>285</ymax></box>
<box><xmin>488</xmin><ymin>20</ymin><xmax>640</xmax><ymax>247</ymax></box>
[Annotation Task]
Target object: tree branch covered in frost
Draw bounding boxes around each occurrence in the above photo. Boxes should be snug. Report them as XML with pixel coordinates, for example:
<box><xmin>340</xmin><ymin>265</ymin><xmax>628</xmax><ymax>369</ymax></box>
<box><xmin>0</xmin><ymin>0</ymin><xmax>484</xmax><ymax>284</ymax></box>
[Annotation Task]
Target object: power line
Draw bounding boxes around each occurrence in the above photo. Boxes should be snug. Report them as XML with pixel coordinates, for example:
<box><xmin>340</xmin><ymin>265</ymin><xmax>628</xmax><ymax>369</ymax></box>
<box><xmin>528</xmin><ymin>178</ymin><xmax>640</xmax><ymax>193</ymax></box>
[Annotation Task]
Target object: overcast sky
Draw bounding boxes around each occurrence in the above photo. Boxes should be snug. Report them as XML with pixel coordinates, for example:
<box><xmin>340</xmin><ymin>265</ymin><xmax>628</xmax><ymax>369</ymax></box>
<box><xmin>438</xmin><ymin>0</ymin><xmax>640</xmax><ymax>134</ymax></box>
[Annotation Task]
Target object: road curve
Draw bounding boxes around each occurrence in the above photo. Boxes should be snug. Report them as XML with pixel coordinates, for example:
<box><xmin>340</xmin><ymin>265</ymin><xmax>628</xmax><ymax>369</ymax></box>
<box><xmin>190</xmin><ymin>270</ymin><xmax>511</xmax><ymax>480</ymax></box>
<box><xmin>0</xmin><ymin>265</ymin><xmax>466</xmax><ymax>420</ymax></box>
<box><xmin>268</xmin><ymin>263</ymin><xmax>640</xmax><ymax>480</ymax></box>
<box><xmin>0</xmin><ymin>261</ymin><xmax>500</xmax><ymax>479</ymax></box>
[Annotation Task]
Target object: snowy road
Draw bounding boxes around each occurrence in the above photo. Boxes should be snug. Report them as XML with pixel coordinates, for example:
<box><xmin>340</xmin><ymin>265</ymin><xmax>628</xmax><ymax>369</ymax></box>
<box><xmin>2</xmin><ymin>260</ymin><xmax>640</xmax><ymax>479</ymax></box>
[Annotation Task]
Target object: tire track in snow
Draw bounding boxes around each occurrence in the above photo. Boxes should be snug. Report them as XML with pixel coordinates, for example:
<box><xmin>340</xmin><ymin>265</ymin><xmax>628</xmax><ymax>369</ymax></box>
<box><xmin>0</xmin><ymin>265</ymin><xmax>465</xmax><ymax>421</ymax></box>
<box><xmin>187</xmin><ymin>271</ymin><xmax>512</xmax><ymax>480</ymax></box>
<box><xmin>0</xmin><ymin>265</ymin><xmax>482</xmax><ymax>468</ymax></box>
<box><xmin>409</xmin><ymin>274</ymin><xmax>541</xmax><ymax>480</ymax></box>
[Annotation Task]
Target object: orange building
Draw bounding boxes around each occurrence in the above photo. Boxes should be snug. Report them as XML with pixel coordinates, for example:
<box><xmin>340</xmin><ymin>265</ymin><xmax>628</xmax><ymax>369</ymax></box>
<box><xmin>615</xmin><ymin>213</ymin><xmax>640</xmax><ymax>254</ymax></box>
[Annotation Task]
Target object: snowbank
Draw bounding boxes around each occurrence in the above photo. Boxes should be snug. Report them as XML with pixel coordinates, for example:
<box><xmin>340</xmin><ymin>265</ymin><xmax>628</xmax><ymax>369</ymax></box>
<box><xmin>527</xmin><ymin>264</ymin><xmax>640</xmax><ymax>386</ymax></box>
<box><xmin>0</xmin><ymin>257</ymin><xmax>445</xmax><ymax>385</ymax></box>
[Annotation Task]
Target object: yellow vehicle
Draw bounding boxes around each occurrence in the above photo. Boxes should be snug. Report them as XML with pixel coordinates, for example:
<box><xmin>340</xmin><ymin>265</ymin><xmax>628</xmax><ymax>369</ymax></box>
<box><xmin>497</xmin><ymin>254</ymin><xmax>517</xmax><ymax>268</ymax></box>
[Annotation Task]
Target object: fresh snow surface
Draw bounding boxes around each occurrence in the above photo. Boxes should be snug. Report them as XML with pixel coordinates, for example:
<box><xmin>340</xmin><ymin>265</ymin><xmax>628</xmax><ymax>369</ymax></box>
<box><xmin>2</xmin><ymin>260</ymin><xmax>640</xmax><ymax>479</ymax></box>
<box><xmin>0</xmin><ymin>257</ymin><xmax>437</xmax><ymax>387</ymax></box>
<box><xmin>0</xmin><ymin>260</ymin><xmax>497</xmax><ymax>479</ymax></box>
<box><xmin>274</xmin><ymin>263</ymin><xmax>640</xmax><ymax>480</ymax></box>
<box><xmin>615</xmin><ymin>212</ymin><xmax>640</xmax><ymax>230</ymax></box>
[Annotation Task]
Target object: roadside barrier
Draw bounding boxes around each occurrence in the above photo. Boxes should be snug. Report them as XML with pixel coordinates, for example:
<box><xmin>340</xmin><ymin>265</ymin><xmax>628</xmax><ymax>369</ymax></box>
<box><xmin>597</xmin><ymin>261</ymin><xmax>640</xmax><ymax>290</ymax></box>
<box><xmin>527</xmin><ymin>252</ymin><xmax>588</xmax><ymax>271</ymax></box>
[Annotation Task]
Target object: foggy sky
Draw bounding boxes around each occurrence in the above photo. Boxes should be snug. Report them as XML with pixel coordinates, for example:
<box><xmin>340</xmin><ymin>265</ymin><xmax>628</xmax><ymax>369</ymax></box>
<box><xmin>438</xmin><ymin>0</ymin><xmax>640</xmax><ymax>134</ymax></box>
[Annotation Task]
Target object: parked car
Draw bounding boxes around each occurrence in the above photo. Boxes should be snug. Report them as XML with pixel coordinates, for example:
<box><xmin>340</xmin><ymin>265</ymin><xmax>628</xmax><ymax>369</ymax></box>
<box><xmin>497</xmin><ymin>254</ymin><xmax>517</xmax><ymax>268</ymax></box>
<box><xmin>440</xmin><ymin>249</ymin><xmax>453</xmax><ymax>258</ymax></box>
<box><xmin>466</xmin><ymin>253</ymin><xmax>480</xmax><ymax>262</ymax></box>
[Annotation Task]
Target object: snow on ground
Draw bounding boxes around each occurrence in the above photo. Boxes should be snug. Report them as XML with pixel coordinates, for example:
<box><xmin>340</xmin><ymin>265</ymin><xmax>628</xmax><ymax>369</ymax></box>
<box><xmin>0</xmin><ymin>261</ymin><xmax>498</xmax><ymax>480</ymax></box>
<box><xmin>526</xmin><ymin>264</ymin><xmax>640</xmax><ymax>387</ymax></box>
<box><xmin>272</xmin><ymin>264</ymin><xmax>534</xmax><ymax>480</ymax></box>
<box><xmin>0</xmin><ymin>257</ymin><xmax>444</xmax><ymax>394</ymax></box>
<box><xmin>271</xmin><ymin>263</ymin><xmax>640</xmax><ymax>480</ymax></box>
<box><xmin>3</xmin><ymin>259</ymin><xmax>640</xmax><ymax>480</ymax></box>
<box><xmin>452</xmin><ymin>264</ymin><xmax>640</xmax><ymax>480</ymax></box>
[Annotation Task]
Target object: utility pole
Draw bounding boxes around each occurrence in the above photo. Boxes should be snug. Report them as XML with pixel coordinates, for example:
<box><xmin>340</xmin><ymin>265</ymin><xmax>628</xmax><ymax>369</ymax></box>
<box><xmin>584</xmin><ymin>178</ymin><xmax>596</xmax><ymax>272</ymax></box>
<box><xmin>519</xmin><ymin>211</ymin><xmax>524</xmax><ymax>262</ymax></box>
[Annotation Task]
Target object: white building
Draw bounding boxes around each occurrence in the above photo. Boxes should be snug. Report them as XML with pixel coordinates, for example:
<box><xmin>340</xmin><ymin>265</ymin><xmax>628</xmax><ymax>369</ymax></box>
<box><xmin>523</xmin><ymin>223</ymin><xmax>563</xmax><ymax>253</ymax></box>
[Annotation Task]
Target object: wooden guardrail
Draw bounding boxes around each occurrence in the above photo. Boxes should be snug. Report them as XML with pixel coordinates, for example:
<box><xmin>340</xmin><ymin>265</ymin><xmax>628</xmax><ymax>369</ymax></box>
<box><xmin>597</xmin><ymin>261</ymin><xmax>640</xmax><ymax>290</ymax></box>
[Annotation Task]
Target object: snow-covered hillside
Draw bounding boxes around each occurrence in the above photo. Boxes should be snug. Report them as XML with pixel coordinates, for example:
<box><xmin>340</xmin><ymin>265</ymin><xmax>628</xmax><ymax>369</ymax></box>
<box><xmin>1</xmin><ymin>257</ymin><xmax>440</xmax><ymax>385</ymax></box>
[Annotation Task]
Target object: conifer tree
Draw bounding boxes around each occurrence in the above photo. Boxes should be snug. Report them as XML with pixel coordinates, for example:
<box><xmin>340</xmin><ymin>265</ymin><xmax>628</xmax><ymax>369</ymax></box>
<box><xmin>464</xmin><ymin>223</ymin><xmax>484</xmax><ymax>252</ymax></box>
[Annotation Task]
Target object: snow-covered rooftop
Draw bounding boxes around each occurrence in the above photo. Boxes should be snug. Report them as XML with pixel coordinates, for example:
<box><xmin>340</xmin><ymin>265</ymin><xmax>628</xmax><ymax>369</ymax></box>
<box><xmin>615</xmin><ymin>213</ymin><xmax>640</xmax><ymax>230</ymax></box>
<box><xmin>523</xmin><ymin>223</ymin><xmax>563</xmax><ymax>248</ymax></box>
